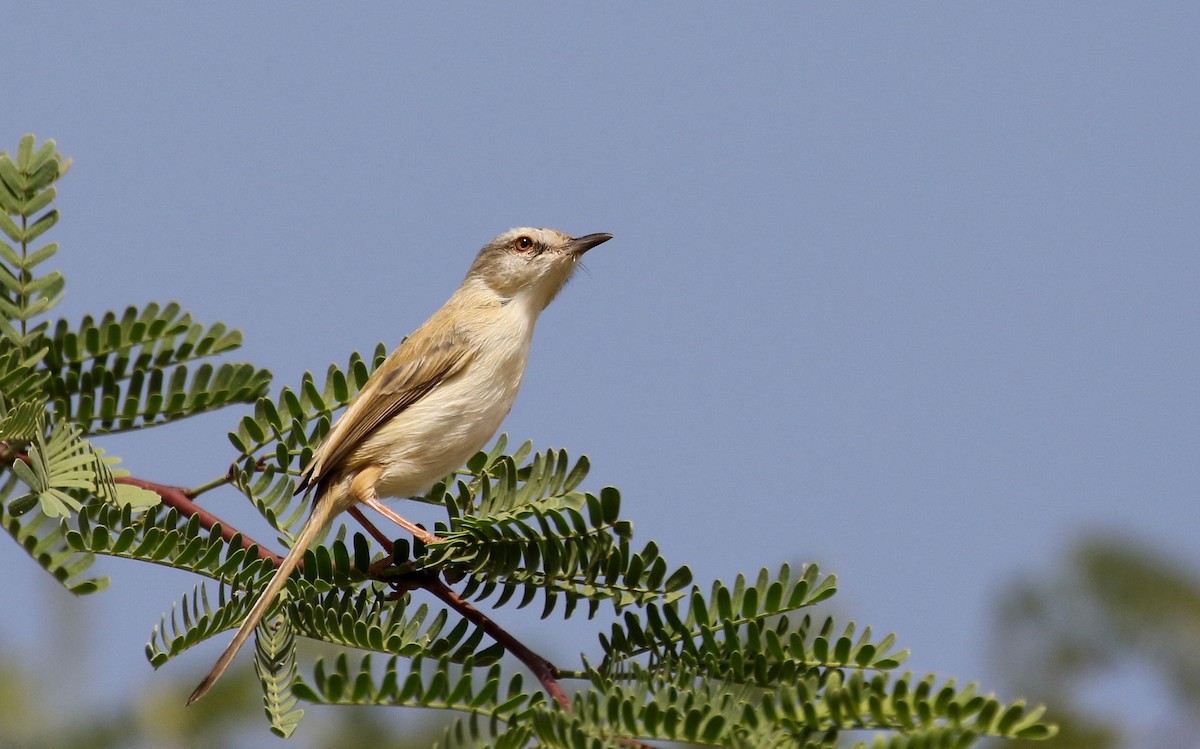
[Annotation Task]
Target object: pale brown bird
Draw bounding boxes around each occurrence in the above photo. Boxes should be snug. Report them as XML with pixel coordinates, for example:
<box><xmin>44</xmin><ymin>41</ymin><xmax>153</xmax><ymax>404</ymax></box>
<box><xmin>188</xmin><ymin>227</ymin><xmax>612</xmax><ymax>704</ymax></box>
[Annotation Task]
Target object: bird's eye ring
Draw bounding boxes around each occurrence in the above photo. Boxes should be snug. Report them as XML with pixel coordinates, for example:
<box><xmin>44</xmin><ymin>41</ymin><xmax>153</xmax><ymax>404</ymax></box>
<box><xmin>515</xmin><ymin>236</ymin><xmax>535</xmax><ymax>251</ymax></box>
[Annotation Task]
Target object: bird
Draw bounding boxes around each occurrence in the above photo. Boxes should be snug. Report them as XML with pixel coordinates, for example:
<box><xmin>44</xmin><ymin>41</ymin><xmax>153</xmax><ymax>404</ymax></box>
<box><xmin>188</xmin><ymin>227</ymin><xmax>612</xmax><ymax>704</ymax></box>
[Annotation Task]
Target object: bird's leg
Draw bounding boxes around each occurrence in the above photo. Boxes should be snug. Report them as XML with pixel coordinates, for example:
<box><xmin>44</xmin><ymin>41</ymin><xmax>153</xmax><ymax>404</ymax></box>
<box><xmin>351</xmin><ymin>466</ymin><xmax>444</xmax><ymax>544</ymax></box>
<box><xmin>362</xmin><ymin>496</ymin><xmax>445</xmax><ymax>545</ymax></box>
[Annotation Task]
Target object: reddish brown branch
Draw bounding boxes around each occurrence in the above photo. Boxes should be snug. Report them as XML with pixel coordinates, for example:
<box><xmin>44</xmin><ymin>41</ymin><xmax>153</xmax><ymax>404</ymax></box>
<box><xmin>346</xmin><ymin>507</ymin><xmax>572</xmax><ymax>710</ymax></box>
<box><xmin>423</xmin><ymin>576</ymin><xmax>572</xmax><ymax>710</ymax></box>
<box><xmin>4</xmin><ymin>448</ymin><xmax>654</xmax><ymax>734</ymax></box>
<box><xmin>115</xmin><ymin>475</ymin><xmax>284</xmax><ymax>566</ymax></box>
<box><xmin>2</xmin><ymin>446</ymin><xmax>282</xmax><ymax>567</ymax></box>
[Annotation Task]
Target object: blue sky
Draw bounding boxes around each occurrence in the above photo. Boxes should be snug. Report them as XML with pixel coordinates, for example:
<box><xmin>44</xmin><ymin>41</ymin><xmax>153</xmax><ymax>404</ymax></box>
<box><xmin>3</xmin><ymin>3</ymin><xmax>1197</xmax><ymax>741</ymax></box>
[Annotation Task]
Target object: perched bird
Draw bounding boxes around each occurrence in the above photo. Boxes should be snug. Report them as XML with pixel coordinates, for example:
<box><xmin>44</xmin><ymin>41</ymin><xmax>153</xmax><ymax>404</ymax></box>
<box><xmin>188</xmin><ymin>227</ymin><xmax>612</xmax><ymax>704</ymax></box>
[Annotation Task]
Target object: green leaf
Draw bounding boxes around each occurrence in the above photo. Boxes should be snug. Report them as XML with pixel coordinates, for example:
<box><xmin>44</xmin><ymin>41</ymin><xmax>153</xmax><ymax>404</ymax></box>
<box><xmin>0</xmin><ymin>213</ymin><xmax>21</xmax><ymax>244</ymax></box>
<box><xmin>111</xmin><ymin>481</ymin><xmax>161</xmax><ymax>511</ymax></box>
<box><xmin>21</xmin><ymin>189</ymin><xmax>56</xmax><ymax>219</ymax></box>
<box><xmin>22</xmin><ymin>209</ymin><xmax>58</xmax><ymax>244</ymax></box>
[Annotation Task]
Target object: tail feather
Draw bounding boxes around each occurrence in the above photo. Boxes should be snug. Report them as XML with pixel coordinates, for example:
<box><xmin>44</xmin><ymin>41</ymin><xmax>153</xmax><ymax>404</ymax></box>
<box><xmin>187</xmin><ymin>496</ymin><xmax>338</xmax><ymax>705</ymax></box>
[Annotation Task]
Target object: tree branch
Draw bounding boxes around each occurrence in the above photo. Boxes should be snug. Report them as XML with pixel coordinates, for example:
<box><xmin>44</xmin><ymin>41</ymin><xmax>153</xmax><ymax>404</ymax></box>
<box><xmin>425</xmin><ymin>575</ymin><xmax>573</xmax><ymax>710</ymax></box>
<box><xmin>2</xmin><ymin>446</ymin><xmax>664</xmax><ymax>745</ymax></box>
<box><xmin>347</xmin><ymin>506</ymin><xmax>573</xmax><ymax>710</ymax></box>
<box><xmin>116</xmin><ymin>474</ymin><xmax>285</xmax><ymax>566</ymax></box>
<box><xmin>6</xmin><ymin>448</ymin><xmax>575</xmax><ymax>711</ymax></box>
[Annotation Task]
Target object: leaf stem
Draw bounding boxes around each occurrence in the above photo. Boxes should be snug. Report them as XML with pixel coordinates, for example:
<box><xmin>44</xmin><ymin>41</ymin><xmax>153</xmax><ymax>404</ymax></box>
<box><xmin>186</xmin><ymin>472</ymin><xmax>235</xmax><ymax>499</ymax></box>
<box><xmin>19</xmin><ymin>211</ymin><xmax>28</xmax><ymax>339</ymax></box>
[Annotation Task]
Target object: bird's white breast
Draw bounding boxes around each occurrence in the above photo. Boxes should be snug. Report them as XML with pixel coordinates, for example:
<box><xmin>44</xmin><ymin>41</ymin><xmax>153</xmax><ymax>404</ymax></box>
<box><xmin>362</xmin><ymin>305</ymin><xmax>535</xmax><ymax>499</ymax></box>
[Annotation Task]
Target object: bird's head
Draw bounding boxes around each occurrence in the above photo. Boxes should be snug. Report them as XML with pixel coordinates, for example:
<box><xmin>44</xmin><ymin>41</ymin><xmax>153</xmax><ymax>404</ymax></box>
<box><xmin>466</xmin><ymin>227</ymin><xmax>612</xmax><ymax>310</ymax></box>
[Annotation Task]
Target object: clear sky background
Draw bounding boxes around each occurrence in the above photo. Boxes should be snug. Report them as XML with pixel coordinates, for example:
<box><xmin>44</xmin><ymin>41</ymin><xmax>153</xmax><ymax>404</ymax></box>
<box><xmin>3</xmin><ymin>3</ymin><xmax>1197</xmax><ymax>746</ymax></box>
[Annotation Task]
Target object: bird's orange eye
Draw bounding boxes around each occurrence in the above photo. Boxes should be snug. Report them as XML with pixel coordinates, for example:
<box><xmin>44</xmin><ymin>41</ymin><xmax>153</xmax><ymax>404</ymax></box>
<box><xmin>515</xmin><ymin>236</ymin><xmax>534</xmax><ymax>251</ymax></box>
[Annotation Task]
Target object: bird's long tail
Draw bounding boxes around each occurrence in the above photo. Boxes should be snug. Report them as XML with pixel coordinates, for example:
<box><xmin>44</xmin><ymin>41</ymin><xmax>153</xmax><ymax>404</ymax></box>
<box><xmin>187</xmin><ymin>495</ymin><xmax>339</xmax><ymax>704</ymax></box>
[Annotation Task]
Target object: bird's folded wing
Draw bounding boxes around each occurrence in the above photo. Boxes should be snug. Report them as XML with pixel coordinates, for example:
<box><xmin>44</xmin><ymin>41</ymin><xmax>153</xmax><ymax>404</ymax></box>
<box><xmin>296</xmin><ymin>327</ymin><xmax>474</xmax><ymax>494</ymax></box>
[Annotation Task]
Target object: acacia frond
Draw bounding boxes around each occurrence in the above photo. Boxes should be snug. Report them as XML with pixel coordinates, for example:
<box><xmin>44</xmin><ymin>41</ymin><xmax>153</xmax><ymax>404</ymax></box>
<box><xmin>394</xmin><ymin>446</ymin><xmax>692</xmax><ymax>622</ymax></box>
<box><xmin>227</xmin><ymin>344</ymin><xmax>388</xmax><ymax>533</ymax></box>
<box><xmin>290</xmin><ymin>587</ymin><xmax>505</xmax><ymax>664</ymax></box>
<box><xmin>37</xmin><ymin>303</ymin><xmax>271</xmax><ymax>435</ymax></box>
<box><xmin>255</xmin><ymin>604</ymin><xmax>305</xmax><ymax>738</ymax></box>
<box><xmin>0</xmin><ymin>135</ymin><xmax>69</xmax><ymax>348</ymax></box>
<box><xmin>0</xmin><ymin>397</ymin><xmax>43</xmax><ymax>441</ymax></box>
<box><xmin>145</xmin><ymin>581</ymin><xmax>258</xmax><ymax>667</ymax></box>
<box><xmin>600</xmin><ymin>563</ymin><xmax>839</xmax><ymax>666</ymax></box>
<box><xmin>6</xmin><ymin>422</ymin><xmax>158</xmax><ymax>518</ymax></box>
<box><xmin>690</xmin><ymin>613</ymin><xmax>906</xmax><ymax>688</ymax></box>
<box><xmin>1</xmin><ymin>136</ymin><xmax>65</xmax><ymax>444</ymax></box>
<box><xmin>456</xmin><ymin>443</ymin><xmax>591</xmax><ymax>517</ymax></box>
<box><xmin>0</xmin><ymin>356</ymin><xmax>48</xmax><ymax>430</ymax></box>
<box><xmin>67</xmin><ymin>502</ymin><xmax>273</xmax><ymax>585</ymax></box>
<box><xmin>435</xmin><ymin>713</ymin><xmax>534</xmax><ymax>749</ymax></box>
<box><xmin>421</xmin><ymin>479</ymin><xmax>691</xmax><ymax>621</ymax></box>
<box><xmin>294</xmin><ymin>654</ymin><xmax>543</xmax><ymax>718</ymax></box>
<box><xmin>0</xmin><ymin>467</ymin><xmax>105</xmax><ymax>594</ymax></box>
<box><xmin>533</xmin><ymin>660</ymin><xmax>1052</xmax><ymax>748</ymax></box>
<box><xmin>754</xmin><ymin>668</ymin><xmax>1053</xmax><ymax>741</ymax></box>
<box><xmin>541</xmin><ymin>663</ymin><xmax>794</xmax><ymax>749</ymax></box>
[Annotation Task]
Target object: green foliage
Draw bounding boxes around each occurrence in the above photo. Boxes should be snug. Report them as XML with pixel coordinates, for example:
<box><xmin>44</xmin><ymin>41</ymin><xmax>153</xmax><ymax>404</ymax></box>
<box><xmin>41</xmin><ymin>303</ymin><xmax>271</xmax><ymax>435</ymax></box>
<box><xmin>68</xmin><ymin>503</ymin><xmax>275</xmax><ymax>586</ymax></box>
<box><xmin>255</xmin><ymin>605</ymin><xmax>306</xmax><ymax>738</ymax></box>
<box><xmin>9</xmin><ymin>420</ymin><xmax>158</xmax><ymax>518</ymax></box>
<box><xmin>144</xmin><ymin>581</ymin><xmax>262</xmax><ymax>667</ymax></box>
<box><xmin>295</xmin><ymin>655</ymin><xmax>541</xmax><ymax>717</ymax></box>
<box><xmin>429</xmin><ymin>461</ymin><xmax>692</xmax><ymax>620</ymax></box>
<box><xmin>290</xmin><ymin>588</ymin><xmax>507</xmax><ymax>665</ymax></box>
<box><xmin>1</xmin><ymin>134</ymin><xmax>1055</xmax><ymax>748</ymax></box>
<box><xmin>226</xmin><ymin>343</ymin><xmax>387</xmax><ymax>536</ymax></box>
<box><xmin>544</xmin><ymin>663</ymin><xmax>1051</xmax><ymax>747</ymax></box>
<box><xmin>0</xmin><ymin>467</ymin><xmax>106</xmax><ymax>594</ymax></box>
<box><xmin>599</xmin><ymin>563</ymin><xmax>842</xmax><ymax>668</ymax></box>
<box><xmin>992</xmin><ymin>536</ymin><xmax>1200</xmax><ymax>747</ymax></box>
<box><xmin>0</xmin><ymin>134</ymin><xmax>69</xmax><ymax>347</ymax></box>
<box><xmin>1</xmin><ymin>134</ymin><xmax>267</xmax><ymax>590</ymax></box>
<box><xmin>437</xmin><ymin>713</ymin><xmax>534</xmax><ymax>749</ymax></box>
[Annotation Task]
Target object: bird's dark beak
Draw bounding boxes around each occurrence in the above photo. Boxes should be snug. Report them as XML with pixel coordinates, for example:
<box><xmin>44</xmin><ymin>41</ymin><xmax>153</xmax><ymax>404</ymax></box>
<box><xmin>566</xmin><ymin>233</ymin><xmax>613</xmax><ymax>255</ymax></box>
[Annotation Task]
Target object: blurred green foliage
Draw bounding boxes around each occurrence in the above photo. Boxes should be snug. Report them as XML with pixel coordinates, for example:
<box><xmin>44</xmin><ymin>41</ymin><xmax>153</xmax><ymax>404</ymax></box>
<box><xmin>991</xmin><ymin>536</ymin><xmax>1200</xmax><ymax>748</ymax></box>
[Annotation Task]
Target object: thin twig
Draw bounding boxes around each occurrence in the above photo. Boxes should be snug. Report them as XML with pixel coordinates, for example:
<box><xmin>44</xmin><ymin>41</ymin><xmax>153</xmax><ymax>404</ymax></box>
<box><xmin>185</xmin><ymin>455</ymin><xmax>272</xmax><ymax>499</ymax></box>
<box><xmin>184</xmin><ymin>473</ymin><xmax>234</xmax><ymax>500</ymax></box>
